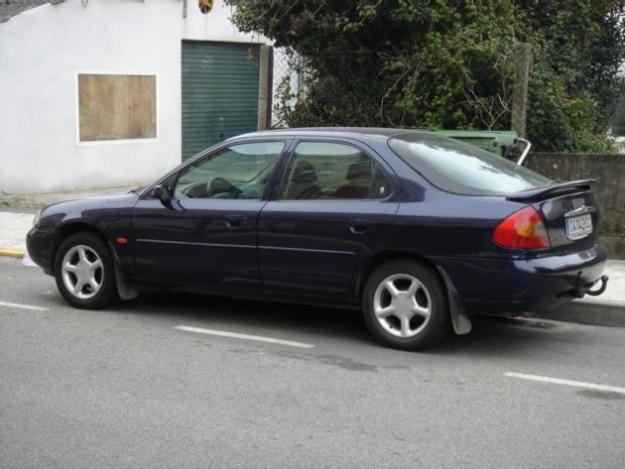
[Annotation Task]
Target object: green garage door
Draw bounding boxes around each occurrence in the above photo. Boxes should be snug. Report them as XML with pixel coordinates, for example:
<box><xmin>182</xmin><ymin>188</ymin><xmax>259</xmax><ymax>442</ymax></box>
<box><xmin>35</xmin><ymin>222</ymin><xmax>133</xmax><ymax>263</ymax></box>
<box><xmin>182</xmin><ymin>41</ymin><xmax>260</xmax><ymax>160</ymax></box>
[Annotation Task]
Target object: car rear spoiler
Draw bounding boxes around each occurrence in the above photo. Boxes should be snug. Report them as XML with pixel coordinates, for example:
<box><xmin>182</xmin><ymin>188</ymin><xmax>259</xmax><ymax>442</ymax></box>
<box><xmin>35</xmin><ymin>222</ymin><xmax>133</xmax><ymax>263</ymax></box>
<box><xmin>506</xmin><ymin>179</ymin><xmax>596</xmax><ymax>202</ymax></box>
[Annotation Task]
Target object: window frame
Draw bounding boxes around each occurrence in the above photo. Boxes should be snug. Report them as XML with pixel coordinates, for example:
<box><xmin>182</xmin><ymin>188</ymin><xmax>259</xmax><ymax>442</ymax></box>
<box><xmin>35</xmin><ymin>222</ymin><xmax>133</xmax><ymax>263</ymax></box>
<box><xmin>75</xmin><ymin>71</ymin><xmax>159</xmax><ymax>146</ymax></box>
<box><xmin>274</xmin><ymin>138</ymin><xmax>397</xmax><ymax>202</ymax></box>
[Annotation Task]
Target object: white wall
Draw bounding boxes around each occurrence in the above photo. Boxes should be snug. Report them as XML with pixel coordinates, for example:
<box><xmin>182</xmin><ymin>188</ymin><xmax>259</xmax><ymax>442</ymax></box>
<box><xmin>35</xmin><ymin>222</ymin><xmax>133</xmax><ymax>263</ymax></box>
<box><xmin>0</xmin><ymin>0</ymin><xmax>269</xmax><ymax>194</ymax></box>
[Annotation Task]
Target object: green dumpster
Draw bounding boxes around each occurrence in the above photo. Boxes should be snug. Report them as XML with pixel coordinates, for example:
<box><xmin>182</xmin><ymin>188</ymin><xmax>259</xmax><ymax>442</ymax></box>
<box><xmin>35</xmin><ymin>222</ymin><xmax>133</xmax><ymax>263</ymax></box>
<box><xmin>432</xmin><ymin>130</ymin><xmax>519</xmax><ymax>158</ymax></box>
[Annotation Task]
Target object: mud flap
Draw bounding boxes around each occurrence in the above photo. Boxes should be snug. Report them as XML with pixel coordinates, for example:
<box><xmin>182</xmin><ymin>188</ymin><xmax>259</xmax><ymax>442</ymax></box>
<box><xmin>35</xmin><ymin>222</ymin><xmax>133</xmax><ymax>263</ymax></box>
<box><xmin>436</xmin><ymin>266</ymin><xmax>472</xmax><ymax>335</ymax></box>
<box><xmin>107</xmin><ymin>242</ymin><xmax>138</xmax><ymax>301</ymax></box>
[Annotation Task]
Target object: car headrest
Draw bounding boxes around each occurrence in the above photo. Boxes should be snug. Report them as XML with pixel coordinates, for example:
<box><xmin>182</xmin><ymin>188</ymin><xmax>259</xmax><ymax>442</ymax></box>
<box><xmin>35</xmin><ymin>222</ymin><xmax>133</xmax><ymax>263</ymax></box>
<box><xmin>291</xmin><ymin>160</ymin><xmax>318</xmax><ymax>184</ymax></box>
<box><xmin>346</xmin><ymin>161</ymin><xmax>372</xmax><ymax>181</ymax></box>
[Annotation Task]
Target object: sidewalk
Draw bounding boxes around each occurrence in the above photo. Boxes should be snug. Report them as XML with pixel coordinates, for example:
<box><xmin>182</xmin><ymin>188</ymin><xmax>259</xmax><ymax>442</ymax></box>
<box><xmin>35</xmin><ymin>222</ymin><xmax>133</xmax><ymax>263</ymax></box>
<box><xmin>0</xmin><ymin>185</ymin><xmax>137</xmax><ymax>210</ymax></box>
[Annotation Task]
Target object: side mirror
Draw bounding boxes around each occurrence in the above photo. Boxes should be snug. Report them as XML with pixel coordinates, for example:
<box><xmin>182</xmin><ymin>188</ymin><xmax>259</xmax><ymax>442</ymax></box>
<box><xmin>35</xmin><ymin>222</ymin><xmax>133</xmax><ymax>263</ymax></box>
<box><xmin>152</xmin><ymin>184</ymin><xmax>172</xmax><ymax>203</ymax></box>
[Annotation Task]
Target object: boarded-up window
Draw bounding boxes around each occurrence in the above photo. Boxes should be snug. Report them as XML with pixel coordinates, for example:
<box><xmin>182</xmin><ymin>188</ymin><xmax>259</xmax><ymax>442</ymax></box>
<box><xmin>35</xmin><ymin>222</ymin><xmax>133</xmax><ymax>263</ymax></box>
<box><xmin>78</xmin><ymin>74</ymin><xmax>156</xmax><ymax>142</ymax></box>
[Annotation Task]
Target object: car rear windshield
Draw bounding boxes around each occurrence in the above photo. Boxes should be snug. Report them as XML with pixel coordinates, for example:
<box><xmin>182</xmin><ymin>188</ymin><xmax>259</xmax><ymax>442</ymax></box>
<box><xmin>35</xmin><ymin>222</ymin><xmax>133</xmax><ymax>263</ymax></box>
<box><xmin>388</xmin><ymin>133</ymin><xmax>552</xmax><ymax>196</ymax></box>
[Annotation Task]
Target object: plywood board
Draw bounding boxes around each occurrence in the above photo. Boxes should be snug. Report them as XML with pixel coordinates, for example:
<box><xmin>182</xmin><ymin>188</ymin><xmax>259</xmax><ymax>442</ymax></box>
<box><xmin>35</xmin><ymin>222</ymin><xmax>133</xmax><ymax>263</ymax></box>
<box><xmin>78</xmin><ymin>74</ymin><xmax>156</xmax><ymax>142</ymax></box>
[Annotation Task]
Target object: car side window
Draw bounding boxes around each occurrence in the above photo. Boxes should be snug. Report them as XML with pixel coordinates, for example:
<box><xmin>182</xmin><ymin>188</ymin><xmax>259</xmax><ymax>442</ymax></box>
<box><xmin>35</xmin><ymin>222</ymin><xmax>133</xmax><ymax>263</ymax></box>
<box><xmin>174</xmin><ymin>142</ymin><xmax>284</xmax><ymax>200</ymax></box>
<box><xmin>279</xmin><ymin>142</ymin><xmax>390</xmax><ymax>200</ymax></box>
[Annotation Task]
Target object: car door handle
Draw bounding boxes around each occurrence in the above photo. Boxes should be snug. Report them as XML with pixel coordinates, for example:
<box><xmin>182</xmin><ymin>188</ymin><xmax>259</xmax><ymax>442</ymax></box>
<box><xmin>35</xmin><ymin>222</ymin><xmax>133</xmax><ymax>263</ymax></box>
<box><xmin>350</xmin><ymin>219</ymin><xmax>374</xmax><ymax>234</ymax></box>
<box><xmin>224</xmin><ymin>214</ymin><xmax>247</xmax><ymax>228</ymax></box>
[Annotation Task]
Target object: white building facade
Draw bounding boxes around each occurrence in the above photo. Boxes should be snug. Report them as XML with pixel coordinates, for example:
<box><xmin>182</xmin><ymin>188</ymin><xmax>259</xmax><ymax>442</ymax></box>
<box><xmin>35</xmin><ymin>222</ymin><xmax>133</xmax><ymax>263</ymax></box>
<box><xmin>0</xmin><ymin>0</ymin><xmax>278</xmax><ymax>194</ymax></box>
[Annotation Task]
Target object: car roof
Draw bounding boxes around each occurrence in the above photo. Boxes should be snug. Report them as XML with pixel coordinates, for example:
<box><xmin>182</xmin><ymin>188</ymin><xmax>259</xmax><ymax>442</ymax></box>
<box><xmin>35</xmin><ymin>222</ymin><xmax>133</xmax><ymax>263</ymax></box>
<box><xmin>233</xmin><ymin>127</ymin><xmax>435</xmax><ymax>142</ymax></box>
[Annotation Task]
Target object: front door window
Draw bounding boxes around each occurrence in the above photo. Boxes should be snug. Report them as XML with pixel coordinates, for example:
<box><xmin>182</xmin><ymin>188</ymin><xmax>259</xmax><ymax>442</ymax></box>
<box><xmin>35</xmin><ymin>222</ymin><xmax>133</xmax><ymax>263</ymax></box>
<box><xmin>174</xmin><ymin>141</ymin><xmax>285</xmax><ymax>200</ymax></box>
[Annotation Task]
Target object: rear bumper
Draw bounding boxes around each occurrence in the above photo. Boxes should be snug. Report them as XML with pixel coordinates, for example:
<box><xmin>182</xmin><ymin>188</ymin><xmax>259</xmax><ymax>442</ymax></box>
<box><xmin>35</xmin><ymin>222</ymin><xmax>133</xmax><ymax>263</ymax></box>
<box><xmin>26</xmin><ymin>227</ymin><xmax>58</xmax><ymax>275</ymax></box>
<box><xmin>435</xmin><ymin>242</ymin><xmax>608</xmax><ymax>315</ymax></box>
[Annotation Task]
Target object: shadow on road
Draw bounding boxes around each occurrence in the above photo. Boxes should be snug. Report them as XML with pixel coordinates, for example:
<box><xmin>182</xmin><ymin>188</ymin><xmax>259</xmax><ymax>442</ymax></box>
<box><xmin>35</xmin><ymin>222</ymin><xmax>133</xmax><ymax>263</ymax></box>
<box><xmin>118</xmin><ymin>291</ymin><xmax>371</xmax><ymax>341</ymax></box>
<box><xmin>96</xmin><ymin>290</ymin><xmax>584</xmax><ymax>358</ymax></box>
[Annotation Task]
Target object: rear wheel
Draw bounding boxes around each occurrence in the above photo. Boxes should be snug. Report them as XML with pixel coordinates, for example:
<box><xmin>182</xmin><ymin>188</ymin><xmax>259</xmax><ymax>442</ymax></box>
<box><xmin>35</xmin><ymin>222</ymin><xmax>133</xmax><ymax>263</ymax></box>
<box><xmin>54</xmin><ymin>232</ymin><xmax>118</xmax><ymax>309</ymax></box>
<box><xmin>363</xmin><ymin>260</ymin><xmax>450</xmax><ymax>350</ymax></box>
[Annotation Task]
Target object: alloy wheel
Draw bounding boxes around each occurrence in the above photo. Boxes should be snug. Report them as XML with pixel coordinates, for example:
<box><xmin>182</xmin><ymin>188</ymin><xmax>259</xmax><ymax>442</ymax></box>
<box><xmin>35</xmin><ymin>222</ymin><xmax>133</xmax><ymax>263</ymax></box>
<box><xmin>373</xmin><ymin>273</ymin><xmax>432</xmax><ymax>338</ymax></box>
<box><xmin>61</xmin><ymin>244</ymin><xmax>104</xmax><ymax>300</ymax></box>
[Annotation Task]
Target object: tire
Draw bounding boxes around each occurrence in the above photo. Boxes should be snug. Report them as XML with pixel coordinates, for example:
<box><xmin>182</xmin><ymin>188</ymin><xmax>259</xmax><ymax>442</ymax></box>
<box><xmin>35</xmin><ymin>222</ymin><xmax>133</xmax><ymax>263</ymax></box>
<box><xmin>54</xmin><ymin>232</ymin><xmax>118</xmax><ymax>309</ymax></box>
<box><xmin>362</xmin><ymin>259</ymin><xmax>450</xmax><ymax>350</ymax></box>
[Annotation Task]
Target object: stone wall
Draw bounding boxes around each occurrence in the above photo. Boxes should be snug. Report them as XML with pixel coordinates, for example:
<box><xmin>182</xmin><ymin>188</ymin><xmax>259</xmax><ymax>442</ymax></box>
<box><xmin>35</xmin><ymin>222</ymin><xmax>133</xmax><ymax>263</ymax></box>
<box><xmin>525</xmin><ymin>153</ymin><xmax>625</xmax><ymax>259</ymax></box>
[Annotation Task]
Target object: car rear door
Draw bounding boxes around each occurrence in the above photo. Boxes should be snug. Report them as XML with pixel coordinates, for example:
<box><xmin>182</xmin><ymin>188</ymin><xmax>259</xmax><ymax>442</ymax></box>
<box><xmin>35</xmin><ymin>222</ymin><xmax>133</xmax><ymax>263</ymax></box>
<box><xmin>257</xmin><ymin>138</ymin><xmax>400</xmax><ymax>303</ymax></box>
<box><xmin>131</xmin><ymin>140</ymin><xmax>287</xmax><ymax>292</ymax></box>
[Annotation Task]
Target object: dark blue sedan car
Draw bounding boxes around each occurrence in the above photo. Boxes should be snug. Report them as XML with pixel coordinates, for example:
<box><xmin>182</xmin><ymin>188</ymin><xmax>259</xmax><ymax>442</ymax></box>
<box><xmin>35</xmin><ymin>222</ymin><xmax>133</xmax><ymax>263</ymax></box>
<box><xmin>27</xmin><ymin>128</ymin><xmax>608</xmax><ymax>349</ymax></box>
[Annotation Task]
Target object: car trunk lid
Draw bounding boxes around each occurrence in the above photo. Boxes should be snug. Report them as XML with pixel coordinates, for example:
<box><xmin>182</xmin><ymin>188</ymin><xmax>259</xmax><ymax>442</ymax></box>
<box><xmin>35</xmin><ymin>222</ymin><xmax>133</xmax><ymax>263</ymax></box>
<box><xmin>507</xmin><ymin>179</ymin><xmax>599</xmax><ymax>249</ymax></box>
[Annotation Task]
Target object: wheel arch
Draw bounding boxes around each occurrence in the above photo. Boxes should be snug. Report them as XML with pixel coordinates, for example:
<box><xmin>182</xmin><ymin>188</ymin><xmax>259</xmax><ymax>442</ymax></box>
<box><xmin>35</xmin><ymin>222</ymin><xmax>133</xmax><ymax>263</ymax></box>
<box><xmin>355</xmin><ymin>250</ymin><xmax>472</xmax><ymax>335</ymax></box>
<box><xmin>355</xmin><ymin>250</ymin><xmax>442</xmax><ymax>300</ymax></box>
<box><xmin>53</xmin><ymin>221</ymin><xmax>109</xmax><ymax>266</ymax></box>
<box><xmin>52</xmin><ymin>221</ymin><xmax>138</xmax><ymax>301</ymax></box>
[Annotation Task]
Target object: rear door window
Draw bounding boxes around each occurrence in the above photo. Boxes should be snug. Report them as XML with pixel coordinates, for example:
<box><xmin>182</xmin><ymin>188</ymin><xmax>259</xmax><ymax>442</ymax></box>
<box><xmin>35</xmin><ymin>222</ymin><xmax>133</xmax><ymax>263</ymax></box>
<box><xmin>388</xmin><ymin>133</ymin><xmax>551</xmax><ymax>196</ymax></box>
<box><xmin>279</xmin><ymin>141</ymin><xmax>391</xmax><ymax>200</ymax></box>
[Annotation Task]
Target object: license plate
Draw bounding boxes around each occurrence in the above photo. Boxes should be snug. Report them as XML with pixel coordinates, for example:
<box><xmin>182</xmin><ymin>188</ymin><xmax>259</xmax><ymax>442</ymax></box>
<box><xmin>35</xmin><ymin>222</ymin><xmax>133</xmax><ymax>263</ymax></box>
<box><xmin>566</xmin><ymin>214</ymin><xmax>593</xmax><ymax>240</ymax></box>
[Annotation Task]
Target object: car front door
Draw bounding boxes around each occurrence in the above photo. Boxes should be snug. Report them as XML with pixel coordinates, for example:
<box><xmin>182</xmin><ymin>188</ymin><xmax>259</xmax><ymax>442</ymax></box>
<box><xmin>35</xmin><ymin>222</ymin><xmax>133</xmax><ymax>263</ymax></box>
<box><xmin>131</xmin><ymin>140</ymin><xmax>286</xmax><ymax>292</ymax></box>
<box><xmin>258</xmin><ymin>139</ymin><xmax>400</xmax><ymax>303</ymax></box>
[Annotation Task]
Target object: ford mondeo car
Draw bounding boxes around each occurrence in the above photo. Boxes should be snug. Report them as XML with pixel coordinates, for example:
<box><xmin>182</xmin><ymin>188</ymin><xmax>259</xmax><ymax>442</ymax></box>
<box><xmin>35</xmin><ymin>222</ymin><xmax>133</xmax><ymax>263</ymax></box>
<box><xmin>27</xmin><ymin>128</ymin><xmax>608</xmax><ymax>349</ymax></box>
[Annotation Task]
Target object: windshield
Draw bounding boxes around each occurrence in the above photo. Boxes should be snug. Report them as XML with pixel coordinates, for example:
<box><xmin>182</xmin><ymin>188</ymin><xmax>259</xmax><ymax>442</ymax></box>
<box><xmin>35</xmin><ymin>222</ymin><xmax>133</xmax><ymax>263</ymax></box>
<box><xmin>388</xmin><ymin>133</ymin><xmax>551</xmax><ymax>196</ymax></box>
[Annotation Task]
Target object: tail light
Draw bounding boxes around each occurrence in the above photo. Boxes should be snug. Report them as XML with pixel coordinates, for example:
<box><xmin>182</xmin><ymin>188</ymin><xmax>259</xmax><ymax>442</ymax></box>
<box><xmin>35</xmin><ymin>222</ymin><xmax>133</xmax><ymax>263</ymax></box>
<box><xmin>492</xmin><ymin>206</ymin><xmax>550</xmax><ymax>249</ymax></box>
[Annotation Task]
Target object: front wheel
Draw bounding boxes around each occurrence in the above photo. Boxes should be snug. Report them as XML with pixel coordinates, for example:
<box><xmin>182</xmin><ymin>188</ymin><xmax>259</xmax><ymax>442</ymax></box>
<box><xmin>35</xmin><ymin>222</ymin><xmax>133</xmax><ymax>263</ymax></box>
<box><xmin>54</xmin><ymin>232</ymin><xmax>118</xmax><ymax>309</ymax></box>
<box><xmin>363</xmin><ymin>260</ymin><xmax>450</xmax><ymax>350</ymax></box>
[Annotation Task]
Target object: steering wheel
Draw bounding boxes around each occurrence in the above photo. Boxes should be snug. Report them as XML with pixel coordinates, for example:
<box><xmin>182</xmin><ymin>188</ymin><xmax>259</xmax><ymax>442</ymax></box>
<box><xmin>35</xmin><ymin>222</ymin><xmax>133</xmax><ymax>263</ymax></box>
<box><xmin>207</xmin><ymin>177</ymin><xmax>242</xmax><ymax>198</ymax></box>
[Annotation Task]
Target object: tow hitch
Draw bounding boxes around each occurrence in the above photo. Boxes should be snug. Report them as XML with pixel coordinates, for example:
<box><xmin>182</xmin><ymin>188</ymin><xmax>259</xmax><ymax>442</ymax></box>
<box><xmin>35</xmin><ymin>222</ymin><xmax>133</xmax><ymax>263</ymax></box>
<box><xmin>573</xmin><ymin>275</ymin><xmax>609</xmax><ymax>298</ymax></box>
<box><xmin>586</xmin><ymin>275</ymin><xmax>609</xmax><ymax>296</ymax></box>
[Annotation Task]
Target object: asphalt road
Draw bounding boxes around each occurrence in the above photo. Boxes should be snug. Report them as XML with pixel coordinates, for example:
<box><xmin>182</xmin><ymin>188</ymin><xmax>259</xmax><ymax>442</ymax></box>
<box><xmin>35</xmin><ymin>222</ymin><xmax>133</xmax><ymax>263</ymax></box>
<box><xmin>1</xmin><ymin>257</ymin><xmax>625</xmax><ymax>469</ymax></box>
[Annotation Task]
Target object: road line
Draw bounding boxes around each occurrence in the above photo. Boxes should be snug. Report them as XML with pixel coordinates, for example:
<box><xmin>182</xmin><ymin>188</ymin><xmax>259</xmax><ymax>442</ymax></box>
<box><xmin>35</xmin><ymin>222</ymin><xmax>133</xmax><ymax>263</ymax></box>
<box><xmin>174</xmin><ymin>325</ymin><xmax>314</xmax><ymax>349</ymax></box>
<box><xmin>505</xmin><ymin>372</ymin><xmax>625</xmax><ymax>395</ymax></box>
<box><xmin>0</xmin><ymin>300</ymin><xmax>48</xmax><ymax>311</ymax></box>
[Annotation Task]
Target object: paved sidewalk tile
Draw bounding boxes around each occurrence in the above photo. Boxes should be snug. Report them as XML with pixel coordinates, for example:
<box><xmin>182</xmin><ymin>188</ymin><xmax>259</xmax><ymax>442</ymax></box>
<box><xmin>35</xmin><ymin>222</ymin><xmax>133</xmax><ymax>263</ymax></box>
<box><xmin>0</xmin><ymin>211</ymin><xmax>34</xmax><ymax>251</ymax></box>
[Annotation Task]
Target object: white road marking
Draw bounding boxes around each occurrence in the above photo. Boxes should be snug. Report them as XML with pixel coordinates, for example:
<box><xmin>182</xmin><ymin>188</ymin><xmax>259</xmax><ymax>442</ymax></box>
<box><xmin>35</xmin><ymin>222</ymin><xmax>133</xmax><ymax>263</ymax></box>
<box><xmin>174</xmin><ymin>325</ymin><xmax>314</xmax><ymax>349</ymax></box>
<box><xmin>505</xmin><ymin>372</ymin><xmax>625</xmax><ymax>395</ymax></box>
<box><xmin>0</xmin><ymin>300</ymin><xmax>48</xmax><ymax>311</ymax></box>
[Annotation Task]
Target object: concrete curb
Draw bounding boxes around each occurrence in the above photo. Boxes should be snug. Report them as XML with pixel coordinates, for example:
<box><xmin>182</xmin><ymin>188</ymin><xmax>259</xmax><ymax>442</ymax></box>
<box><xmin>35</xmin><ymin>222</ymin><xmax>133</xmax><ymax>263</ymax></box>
<box><xmin>530</xmin><ymin>301</ymin><xmax>625</xmax><ymax>328</ymax></box>
<box><xmin>0</xmin><ymin>248</ymin><xmax>25</xmax><ymax>259</ymax></box>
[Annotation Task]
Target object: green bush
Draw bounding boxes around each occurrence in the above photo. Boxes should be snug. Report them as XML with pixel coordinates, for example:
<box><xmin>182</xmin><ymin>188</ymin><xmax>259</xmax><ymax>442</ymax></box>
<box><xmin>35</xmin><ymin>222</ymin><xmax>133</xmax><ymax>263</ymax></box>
<box><xmin>227</xmin><ymin>0</ymin><xmax>625</xmax><ymax>153</ymax></box>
